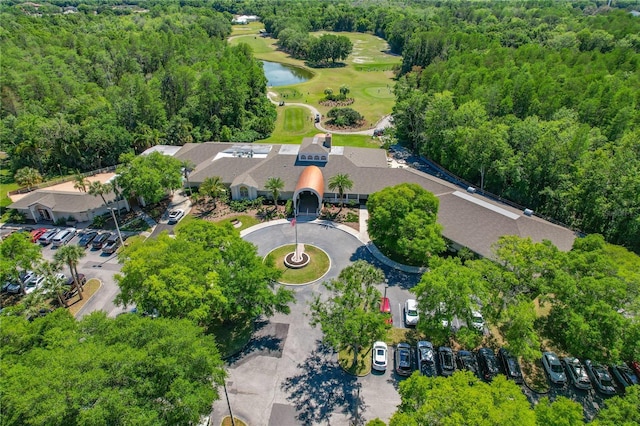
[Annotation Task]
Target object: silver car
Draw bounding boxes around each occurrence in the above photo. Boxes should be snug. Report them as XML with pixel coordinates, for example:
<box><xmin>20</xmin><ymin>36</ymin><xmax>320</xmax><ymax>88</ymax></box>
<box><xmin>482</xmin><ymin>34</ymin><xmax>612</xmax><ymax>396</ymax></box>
<box><xmin>542</xmin><ymin>352</ymin><xmax>567</xmax><ymax>385</ymax></box>
<box><xmin>562</xmin><ymin>357</ymin><xmax>592</xmax><ymax>390</ymax></box>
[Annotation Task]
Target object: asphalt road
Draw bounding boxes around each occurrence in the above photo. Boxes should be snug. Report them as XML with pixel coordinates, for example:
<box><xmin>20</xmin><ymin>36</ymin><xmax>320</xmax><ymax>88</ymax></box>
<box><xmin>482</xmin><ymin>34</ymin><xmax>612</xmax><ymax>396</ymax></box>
<box><xmin>211</xmin><ymin>222</ymin><xmax>422</xmax><ymax>426</ymax></box>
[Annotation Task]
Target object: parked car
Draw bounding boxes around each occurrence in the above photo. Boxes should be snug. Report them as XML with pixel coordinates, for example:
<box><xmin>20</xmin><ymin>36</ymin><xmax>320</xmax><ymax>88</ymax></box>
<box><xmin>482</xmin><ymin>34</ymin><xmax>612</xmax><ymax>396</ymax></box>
<box><xmin>91</xmin><ymin>232</ymin><xmax>112</xmax><ymax>249</ymax></box>
<box><xmin>38</xmin><ymin>228</ymin><xmax>60</xmax><ymax>245</ymax></box>
<box><xmin>168</xmin><ymin>209</ymin><xmax>185</xmax><ymax>224</ymax></box>
<box><xmin>379</xmin><ymin>297</ymin><xmax>393</xmax><ymax>325</ymax></box>
<box><xmin>542</xmin><ymin>352</ymin><xmax>567</xmax><ymax>385</ymax></box>
<box><xmin>30</xmin><ymin>228</ymin><xmax>48</xmax><ymax>243</ymax></box>
<box><xmin>404</xmin><ymin>299</ymin><xmax>419</xmax><ymax>326</ymax></box>
<box><xmin>77</xmin><ymin>231</ymin><xmax>98</xmax><ymax>248</ymax></box>
<box><xmin>24</xmin><ymin>275</ymin><xmax>45</xmax><ymax>294</ymax></box>
<box><xmin>51</xmin><ymin>228</ymin><xmax>76</xmax><ymax>248</ymax></box>
<box><xmin>438</xmin><ymin>346</ymin><xmax>456</xmax><ymax>377</ymax></box>
<box><xmin>416</xmin><ymin>341</ymin><xmax>437</xmax><ymax>377</ymax></box>
<box><xmin>102</xmin><ymin>234</ymin><xmax>122</xmax><ymax>254</ymax></box>
<box><xmin>456</xmin><ymin>350</ymin><xmax>480</xmax><ymax>378</ymax></box>
<box><xmin>610</xmin><ymin>364</ymin><xmax>639</xmax><ymax>391</ymax></box>
<box><xmin>66</xmin><ymin>273</ymin><xmax>86</xmax><ymax>287</ymax></box>
<box><xmin>477</xmin><ymin>348</ymin><xmax>500</xmax><ymax>382</ymax></box>
<box><xmin>395</xmin><ymin>343</ymin><xmax>413</xmax><ymax>376</ymax></box>
<box><xmin>372</xmin><ymin>341</ymin><xmax>388</xmax><ymax>372</ymax></box>
<box><xmin>4</xmin><ymin>282</ymin><xmax>21</xmax><ymax>294</ymax></box>
<box><xmin>630</xmin><ymin>361</ymin><xmax>640</xmax><ymax>379</ymax></box>
<box><xmin>42</xmin><ymin>273</ymin><xmax>67</xmax><ymax>296</ymax></box>
<box><xmin>562</xmin><ymin>357</ymin><xmax>592</xmax><ymax>390</ymax></box>
<box><xmin>584</xmin><ymin>360</ymin><xmax>616</xmax><ymax>395</ymax></box>
<box><xmin>314</xmin><ymin>113</ymin><xmax>321</xmax><ymax>123</ymax></box>
<box><xmin>470</xmin><ymin>310</ymin><xmax>485</xmax><ymax>333</ymax></box>
<box><xmin>497</xmin><ymin>348</ymin><xmax>524</xmax><ymax>384</ymax></box>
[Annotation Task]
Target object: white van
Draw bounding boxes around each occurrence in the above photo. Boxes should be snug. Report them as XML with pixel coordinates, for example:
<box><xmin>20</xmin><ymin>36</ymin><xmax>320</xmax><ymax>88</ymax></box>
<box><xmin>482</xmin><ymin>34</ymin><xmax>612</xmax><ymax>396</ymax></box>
<box><xmin>51</xmin><ymin>228</ymin><xmax>77</xmax><ymax>248</ymax></box>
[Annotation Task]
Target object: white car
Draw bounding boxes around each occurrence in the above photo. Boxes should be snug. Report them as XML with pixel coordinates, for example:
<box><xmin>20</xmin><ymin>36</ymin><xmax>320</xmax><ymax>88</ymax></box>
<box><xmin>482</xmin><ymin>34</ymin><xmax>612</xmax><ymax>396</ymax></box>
<box><xmin>25</xmin><ymin>275</ymin><xmax>46</xmax><ymax>294</ymax></box>
<box><xmin>372</xmin><ymin>341</ymin><xmax>388</xmax><ymax>371</ymax></box>
<box><xmin>404</xmin><ymin>299</ymin><xmax>419</xmax><ymax>326</ymax></box>
<box><xmin>168</xmin><ymin>209</ymin><xmax>185</xmax><ymax>224</ymax></box>
<box><xmin>470</xmin><ymin>310</ymin><xmax>485</xmax><ymax>332</ymax></box>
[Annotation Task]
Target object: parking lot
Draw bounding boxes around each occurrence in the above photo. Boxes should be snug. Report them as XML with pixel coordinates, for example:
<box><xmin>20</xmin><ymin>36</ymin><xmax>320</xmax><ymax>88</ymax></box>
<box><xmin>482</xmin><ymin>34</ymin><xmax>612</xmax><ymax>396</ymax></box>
<box><xmin>2</xmin><ymin>219</ymin><xmax>621</xmax><ymax>423</ymax></box>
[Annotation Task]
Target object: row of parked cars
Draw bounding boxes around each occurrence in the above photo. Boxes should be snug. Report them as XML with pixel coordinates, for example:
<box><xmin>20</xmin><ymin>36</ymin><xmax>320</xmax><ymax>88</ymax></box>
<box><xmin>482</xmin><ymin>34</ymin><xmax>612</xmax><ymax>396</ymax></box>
<box><xmin>541</xmin><ymin>351</ymin><xmax>640</xmax><ymax>395</ymax></box>
<box><xmin>2</xmin><ymin>270</ymin><xmax>86</xmax><ymax>297</ymax></box>
<box><xmin>36</xmin><ymin>227</ymin><xmax>123</xmax><ymax>254</ymax></box>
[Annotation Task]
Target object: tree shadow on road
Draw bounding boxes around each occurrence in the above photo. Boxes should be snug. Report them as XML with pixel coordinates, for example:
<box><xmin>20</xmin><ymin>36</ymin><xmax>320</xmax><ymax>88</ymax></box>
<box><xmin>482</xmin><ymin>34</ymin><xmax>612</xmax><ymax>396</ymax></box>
<box><xmin>281</xmin><ymin>341</ymin><xmax>367</xmax><ymax>425</ymax></box>
<box><xmin>349</xmin><ymin>246</ymin><xmax>422</xmax><ymax>290</ymax></box>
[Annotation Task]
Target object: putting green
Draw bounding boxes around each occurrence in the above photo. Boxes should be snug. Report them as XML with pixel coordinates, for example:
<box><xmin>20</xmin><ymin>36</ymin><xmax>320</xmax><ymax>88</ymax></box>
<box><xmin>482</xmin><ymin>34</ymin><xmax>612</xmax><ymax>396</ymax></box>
<box><xmin>265</xmin><ymin>244</ymin><xmax>330</xmax><ymax>285</ymax></box>
<box><xmin>363</xmin><ymin>86</ymin><xmax>395</xmax><ymax>99</ymax></box>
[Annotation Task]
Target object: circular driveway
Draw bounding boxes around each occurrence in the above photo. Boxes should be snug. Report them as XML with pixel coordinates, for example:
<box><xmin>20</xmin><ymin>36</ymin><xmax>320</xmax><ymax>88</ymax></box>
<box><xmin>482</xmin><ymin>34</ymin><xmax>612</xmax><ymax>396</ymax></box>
<box><xmin>211</xmin><ymin>221</ymin><xmax>422</xmax><ymax>426</ymax></box>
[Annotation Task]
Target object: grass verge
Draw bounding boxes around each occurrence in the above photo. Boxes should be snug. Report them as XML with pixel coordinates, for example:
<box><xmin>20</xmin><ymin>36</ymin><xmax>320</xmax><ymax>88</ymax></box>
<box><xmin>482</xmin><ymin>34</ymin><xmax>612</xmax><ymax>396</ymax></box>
<box><xmin>339</xmin><ymin>346</ymin><xmax>372</xmax><ymax>376</ymax></box>
<box><xmin>265</xmin><ymin>244</ymin><xmax>330</xmax><ymax>285</ymax></box>
<box><xmin>68</xmin><ymin>278</ymin><xmax>102</xmax><ymax>317</ymax></box>
<box><xmin>222</xmin><ymin>416</ymin><xmax>248</xmax><ymax>426</ymax></box>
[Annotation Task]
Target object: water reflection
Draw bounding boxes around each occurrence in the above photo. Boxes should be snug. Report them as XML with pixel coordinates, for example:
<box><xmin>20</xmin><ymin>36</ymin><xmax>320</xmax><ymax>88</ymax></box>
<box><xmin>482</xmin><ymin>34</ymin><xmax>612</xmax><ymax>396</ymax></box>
<box><xmin>262</xmin><ymin>61</ymin><xmax>313</xmax><ymax>87</ymax></box>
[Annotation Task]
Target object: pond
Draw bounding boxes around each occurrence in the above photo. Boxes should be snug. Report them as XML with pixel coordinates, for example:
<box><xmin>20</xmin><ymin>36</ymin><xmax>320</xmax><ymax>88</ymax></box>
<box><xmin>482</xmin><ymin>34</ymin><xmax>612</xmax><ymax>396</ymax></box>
<box><xmin>262</xmin><ymin>60</ymin><xmax>313</xmax><ymax>87</ymax></box>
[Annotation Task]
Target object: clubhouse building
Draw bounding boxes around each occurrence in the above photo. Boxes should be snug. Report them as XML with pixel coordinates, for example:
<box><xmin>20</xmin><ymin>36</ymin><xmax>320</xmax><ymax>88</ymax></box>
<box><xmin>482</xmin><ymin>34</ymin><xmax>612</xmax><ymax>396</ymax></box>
<box><xmin>9</xmin><ymin>134</ymin><xmax>578</xmax><ymax>258</ymax></box>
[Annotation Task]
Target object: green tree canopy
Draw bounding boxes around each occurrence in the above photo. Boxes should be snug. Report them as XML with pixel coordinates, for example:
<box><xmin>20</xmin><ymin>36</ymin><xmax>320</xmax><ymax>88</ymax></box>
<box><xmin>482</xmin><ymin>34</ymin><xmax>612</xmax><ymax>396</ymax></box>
<box><xmin>0</xmin><ymin>231</ymin><xmax>43</xmax><ymax>294</ymax></box>
<box><xmin>0</xmin><ymin>309</ymin><xmax>224</xmax><ymax>426</ymax></box>
<box><xmin>264</xmin><ymin>176</ymin><xmax>285</xmax><ymax>208</ymax></box>
<box><xmin>309</xmin><ymin>261</ymin><xmax>386</xmax><ymax>368</ymax></box>
<box><xmin>117</xmin><ymin>151</ymin><xmax>183</xmax><ymax>204</ymax></box>
<box><xmin>115</xmin><ymin>220</ymin><xmax>294</xmax><ymax>329</ymax></box>
<box><xmin>328</xmin><ymin>173</ymin><xmax>353</xmax><ymax>207</ymax></box>
<box><xmin>390</xmin><ymin>371</ymin><xmax>536</xmax><ymax>426</ymax></box>
<box><xmin>13</xmin><ymin>167</ymin><xmax>43</xmax><ymax>190</ymax></box>
<box><xmin>593</xmin><ymin>385</ymin><xmax>640</xmax><ymax>426</ymax></box>
<box><xmin>367</xmin><ymin>183</ymin><xmax>445</xmax><ymax>266</ymax></box>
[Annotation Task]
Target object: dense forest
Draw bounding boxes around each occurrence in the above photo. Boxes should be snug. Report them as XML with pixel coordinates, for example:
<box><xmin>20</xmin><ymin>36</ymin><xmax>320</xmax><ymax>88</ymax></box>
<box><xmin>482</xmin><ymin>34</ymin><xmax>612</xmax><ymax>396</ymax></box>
<box><xmin>1</xmin><ymin>0</ymin><xmax>639</xmax><ymax>252</ymax></box>
<box><xmin>0</xmin><ymin>2</ymin><xmax>275</xmax><ymax>176</ymax></box>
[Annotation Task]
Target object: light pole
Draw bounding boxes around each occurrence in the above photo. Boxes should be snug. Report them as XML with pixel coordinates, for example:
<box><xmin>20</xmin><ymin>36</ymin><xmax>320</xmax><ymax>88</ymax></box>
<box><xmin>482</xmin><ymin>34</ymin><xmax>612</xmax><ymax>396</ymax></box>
<box><xmin>223</xmin><ymin>382</ymin><xmax>236</xmax><ymax>426</ymax></box>
<box><xmin>384</xmin><ymin>278</ymin><xmax>389</xmax><ymax>299</ymax></box>
<box><xmin>108</xmin><ymin>207</ymin><xmax>124</xmax><ymax>247</ymax></box>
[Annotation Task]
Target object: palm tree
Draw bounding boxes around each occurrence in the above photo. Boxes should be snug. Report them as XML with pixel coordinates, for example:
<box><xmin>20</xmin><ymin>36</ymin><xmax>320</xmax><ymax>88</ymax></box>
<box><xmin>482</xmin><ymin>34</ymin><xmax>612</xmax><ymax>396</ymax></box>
<box><xmin>54</xmin><ymin>245</ymin><xmax>86</xmax><ymax>300</ymax></box>
<box><xmin>38</xmin><ymin>260</ymin><xmax>69</xmax><ymax>308</ymax></box>
<box><xmin>265</xmin><ymin>177</ymin><xmax>285</xmax><ymax>211</ymax></box>
<box><xmin>199</xmin><ymin>176</ymin><xmax>226</xmax><ymax>208</ymax></box>
<box><xmin>181</xmin><ymin>160</ymin><xmax>196</xmax><ymax>196</ymax></box>
<box><xmin>14</xmin><ymin>167</ymin><xmax>43</xmax><ymax>191</ymax></box>
<box><xmin>328</xmin><ymin>173</ymin><xmax>353</xmax><ymax>208</ymax></box>
<box><xmin>88</xmin><ymin>180</ymin><xmax>113</xmax><ymax>207</ymax></box>
<box><xmin>73</xmin><ymin>174</ymin><xmax>89</xmax><ymax>192</ymax></box>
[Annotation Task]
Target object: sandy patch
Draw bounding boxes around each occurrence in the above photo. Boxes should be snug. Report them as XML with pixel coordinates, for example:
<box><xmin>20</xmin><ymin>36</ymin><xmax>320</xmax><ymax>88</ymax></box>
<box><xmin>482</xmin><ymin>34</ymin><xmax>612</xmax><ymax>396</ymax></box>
<box><xmin>9</xmin><ymin>172</ymin><xmax>117</xmax><ymax>202</ymax></box>
<box><xmin>352</xmin><ymin>57</ymin><xmax>370</xmax><ymax>64</ymax></box>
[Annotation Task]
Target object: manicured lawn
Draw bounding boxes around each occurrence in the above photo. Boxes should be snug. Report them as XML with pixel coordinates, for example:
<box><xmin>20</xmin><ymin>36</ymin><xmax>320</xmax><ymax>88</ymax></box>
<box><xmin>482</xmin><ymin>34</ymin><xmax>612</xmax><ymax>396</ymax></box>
<box><xmin>339</xmin><ymin>346</ymin><xmax>372</xmax><ymax>376</ymax></box>
<box><xmin>265</xmin><ymin>244</ymin><xmax>330</xmax><ymax>285</ymax></box>
<box><xmin>229</xmin><ymin>30</ymin><xmax>399</xmax><ymax>130</ymax></box>
<box><xmin>230</xmin><ymin>22</ymin><xmax>263</xmax><ymax>37</ymax></box>
<box><xmin>68</xmin><ymin>278</ymin><xmax>102</xmax><ymax>317</ymax></box>
<box><xmin>0</xmin><ymin>167</ymin><xmax>19</xmax><ymax>209</ymax></box>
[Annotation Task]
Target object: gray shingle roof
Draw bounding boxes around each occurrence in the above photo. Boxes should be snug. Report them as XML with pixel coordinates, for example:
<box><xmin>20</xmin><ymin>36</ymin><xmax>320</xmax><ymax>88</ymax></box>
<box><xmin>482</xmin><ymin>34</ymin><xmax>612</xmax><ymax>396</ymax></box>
<box><xmin>9</xmin><ymin>190</ymin><xmax>116</xmax><ymax>213</ymax></box>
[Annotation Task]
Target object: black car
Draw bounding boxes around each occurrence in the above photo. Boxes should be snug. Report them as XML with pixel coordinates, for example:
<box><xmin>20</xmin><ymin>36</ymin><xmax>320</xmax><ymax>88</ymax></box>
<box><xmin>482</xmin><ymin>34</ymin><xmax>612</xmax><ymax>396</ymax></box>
<box><xmin>584</xmin><ymin>360</ymin><xmax>616</xmax><ymax>395</ymax></box>
<box><xmin>66</xmin><ymin>273</ymin><xmax>86</xmax><ymax>287</ymax></box>
<box><xmin>437</xmin><ymin>346</ymin><xmax>456</xmax><ymax>377</ymax></box>
<box><xmin>77</xmin><ymin>231</ymin><xmax>98</xmax><ymax>248</ymax></box>
<box><xmin>477</xmin><ymin>348</ymin><xmax>500</xmax><ymax>382</ymax></box>
<box><xmin>456</xmin><ymin>350</ymin><xmax>480</xmax><ymax>378</ymax></box>
<box><xmin>396</xmin><ymin>343</ymin><xmax>413</xmax><ymax>376</ymax></box>
<box><xmin>497</xmin><ymin>348</ymin><xmax>524</xmax><ymax>384</ymax></box>
<box><xmin>610</xmin><ymin>364</ymin><xmax>640</xmax><ymax>391</ymax></box>
<box><xmin>416</xmin><ymin>341</ymin><xmax>437</xmax><ymax>377</ymax></box>
<box><xmin>91</xmin><ymin>232</ymin><xmax>111</xmax><ymax>249</ymax></box>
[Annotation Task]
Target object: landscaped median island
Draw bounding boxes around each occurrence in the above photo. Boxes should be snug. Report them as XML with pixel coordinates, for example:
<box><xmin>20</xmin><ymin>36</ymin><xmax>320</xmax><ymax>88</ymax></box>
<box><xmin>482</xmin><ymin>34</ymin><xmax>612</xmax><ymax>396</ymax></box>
<box><xmin>265</xmin><ymin>244</ymin><xmax>330</xmax><ymax>285</ymax></box>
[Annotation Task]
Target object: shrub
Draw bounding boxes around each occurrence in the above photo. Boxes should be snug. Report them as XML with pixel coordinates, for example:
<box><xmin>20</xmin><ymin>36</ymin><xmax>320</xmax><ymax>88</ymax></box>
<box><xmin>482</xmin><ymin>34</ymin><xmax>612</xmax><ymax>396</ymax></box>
<box><xmin>284</xmin><ymin>199</ymin><xmax>293</xmax><ymax>217</ymax></box>
<box><xmin>92</xmin><ymin>215</ymin><xmax>106</xmax><ymax>228</ymax></box>
<box><xmin>345</xmin><ymin>212</ymin><xmax>358</xmax><ymax>223</ymax></box>
<box><xmin>5</xmin><ymin>209</ymin><xmax>26</xmax><ymax>224</ymax></box>
<box><xmin>327</xmin><ymin>107</ymin><xmax>363</xmax><ymax>127</ymax></box>
<box><xmin>229</xmin><ymin>200</ymin><xmax>248</xmax><ymax>212</ymax></box>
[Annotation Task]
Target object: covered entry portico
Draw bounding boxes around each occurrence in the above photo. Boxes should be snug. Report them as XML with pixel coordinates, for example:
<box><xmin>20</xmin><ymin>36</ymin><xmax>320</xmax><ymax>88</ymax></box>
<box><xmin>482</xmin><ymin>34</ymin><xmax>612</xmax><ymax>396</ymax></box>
<box><xmin>293</xmin><ymin>165</ymin><xmax>324</xmax><ymax>217</ymax></box>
